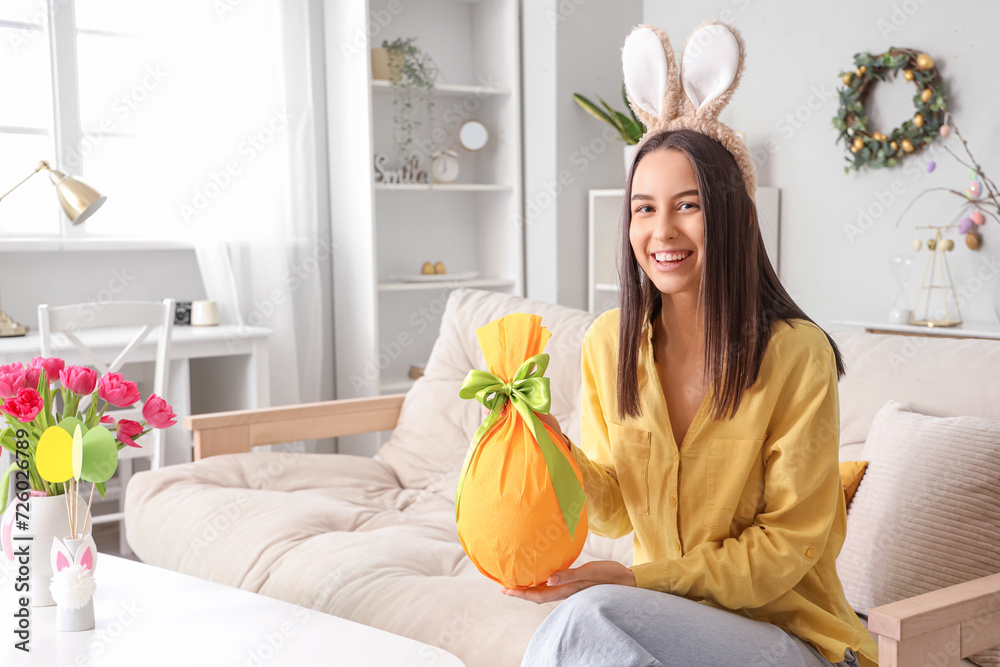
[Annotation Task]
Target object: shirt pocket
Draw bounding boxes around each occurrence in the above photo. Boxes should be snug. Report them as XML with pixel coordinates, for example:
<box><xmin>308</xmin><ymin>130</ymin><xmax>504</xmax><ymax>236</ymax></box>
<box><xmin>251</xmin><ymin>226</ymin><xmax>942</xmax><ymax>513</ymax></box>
<box><xmin>606</xmin><ymin>421</ymin><xmax>652</xmax><ymax>516</ymax></box>
<box><xmin>702</xmin><ymin>437</ymin><xmax>765</xmax><ymax>530</ymax></box>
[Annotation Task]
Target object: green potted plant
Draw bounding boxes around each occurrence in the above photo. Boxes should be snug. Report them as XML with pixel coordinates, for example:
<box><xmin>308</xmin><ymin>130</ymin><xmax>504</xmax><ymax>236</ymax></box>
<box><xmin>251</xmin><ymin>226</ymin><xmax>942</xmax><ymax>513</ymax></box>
<box><xmin>382</xmin><ymin>37</ymin><xmax>438</xmax><ymax>165</ymax></box>
<box><xmin>573</xmin><ymin>82</ymin><xmax>647</xmax><ymax>172</ymax></box>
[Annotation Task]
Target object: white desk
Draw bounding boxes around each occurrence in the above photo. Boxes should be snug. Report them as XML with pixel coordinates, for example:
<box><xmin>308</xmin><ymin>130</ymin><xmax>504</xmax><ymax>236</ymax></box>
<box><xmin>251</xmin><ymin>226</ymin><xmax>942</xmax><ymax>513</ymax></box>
<box><xmin>0</xmin><ymin>554</ymin><xmax>465</xmax><ymax>666</ymax></box>
<box><xmin>0</xmin><ymin>325</ymin><xmax>272</xmax><ymax>466</ymax></box>
<box><xmin>831</xmin><ymin>319</ymin><xmax>1000</xmax><ymax>341</ymax></box>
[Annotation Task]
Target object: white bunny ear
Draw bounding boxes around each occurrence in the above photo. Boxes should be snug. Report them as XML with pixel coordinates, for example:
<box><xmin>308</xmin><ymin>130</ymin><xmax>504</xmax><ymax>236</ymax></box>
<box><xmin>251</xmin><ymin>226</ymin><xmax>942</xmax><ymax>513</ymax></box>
<box><xmin>622</xmin><ymin>25</ymin><xmax>681</xmax><ymax>131</ymax></box>
<box><xmin>50</xmin><ymin>538</ymin><xmax>74</xmax><ymax>574</ymax></box>
<box><xmin>74</xmin><ymin>534</ymin><xmax>97</xmax><ymax>574</ymax></box>
<box><xmin>680</xmin><ymin>23</ymin><xmax>743</xmax><ymax>116</ymax></box>
<box><xmin>623</xmin><ymin>28</ymin><xmax>667</xmax><ymax>117</ymax></box>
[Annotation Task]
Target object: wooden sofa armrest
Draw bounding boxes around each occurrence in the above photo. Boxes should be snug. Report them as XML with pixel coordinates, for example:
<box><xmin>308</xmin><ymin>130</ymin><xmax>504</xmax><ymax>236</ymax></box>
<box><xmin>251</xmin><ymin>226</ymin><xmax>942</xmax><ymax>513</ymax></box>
<box><xmin>868</xmin><ymin>572</ymin><xmax>1000</xmax><ymax>666</ymax></box>
<box><xmin>183</xmin><ymin>394</ymin><xmax>408</xmax><ymax>460</ymax></box>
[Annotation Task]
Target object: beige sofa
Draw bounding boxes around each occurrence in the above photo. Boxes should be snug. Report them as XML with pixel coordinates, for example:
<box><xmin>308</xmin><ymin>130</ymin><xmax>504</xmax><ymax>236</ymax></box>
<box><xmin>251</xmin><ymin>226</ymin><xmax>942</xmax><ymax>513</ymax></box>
<box><xmin>124</xmin><ymin>288</ymin><xmax>1000</xmax><ymax>667</ymax></box>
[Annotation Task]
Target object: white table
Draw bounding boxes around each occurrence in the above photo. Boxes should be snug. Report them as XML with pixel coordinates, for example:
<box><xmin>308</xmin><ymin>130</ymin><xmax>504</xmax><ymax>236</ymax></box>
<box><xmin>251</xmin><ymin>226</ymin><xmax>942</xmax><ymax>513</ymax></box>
<box><xmin>0</xmin><ymin>554</ymin><xmax>465</xmax><ymax>666</ymax></box>
<box><xmin>831</xmin><ymin>318</ymin><xmax>1000</xmax><ymax>341</ymax></box>
<box><xmin>0</xmin><ymin>324</ymin><xmax>272</xmax><ymax>466</ymax></box>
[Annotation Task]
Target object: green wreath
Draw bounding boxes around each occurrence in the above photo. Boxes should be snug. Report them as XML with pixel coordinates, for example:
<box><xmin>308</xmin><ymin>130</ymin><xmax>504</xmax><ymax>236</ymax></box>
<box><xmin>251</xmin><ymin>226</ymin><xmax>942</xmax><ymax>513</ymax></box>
<box><xmin>832</xmin><ymin>48</ymin><xmax>947</xmax><ymax>172</ymax></box>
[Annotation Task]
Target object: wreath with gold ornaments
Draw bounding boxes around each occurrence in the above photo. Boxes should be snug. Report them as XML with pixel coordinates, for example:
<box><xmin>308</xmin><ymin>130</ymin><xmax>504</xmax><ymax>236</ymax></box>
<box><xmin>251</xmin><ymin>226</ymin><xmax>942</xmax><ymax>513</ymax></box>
<box><xmin>832</xmin><ymin>48</ymin><xmax>947</xmax><ymax>172</ymax></box>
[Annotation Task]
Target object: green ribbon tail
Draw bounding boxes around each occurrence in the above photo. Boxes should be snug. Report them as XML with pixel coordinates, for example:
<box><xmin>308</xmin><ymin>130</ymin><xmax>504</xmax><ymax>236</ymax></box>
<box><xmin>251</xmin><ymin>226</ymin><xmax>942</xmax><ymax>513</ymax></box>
<box><xmin>515</xmin><ymin>402</ymin><xmax>586</xmax><ymax>540</ymax></box>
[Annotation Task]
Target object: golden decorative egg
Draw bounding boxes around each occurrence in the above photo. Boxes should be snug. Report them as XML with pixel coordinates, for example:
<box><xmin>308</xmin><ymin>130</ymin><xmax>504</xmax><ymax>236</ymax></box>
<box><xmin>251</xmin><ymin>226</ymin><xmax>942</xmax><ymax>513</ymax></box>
<box><xmin>842</xmin><ymin>74</ymin><xmax>852</xmax><ymax>85</ymax></box>
<box><xmin>921</xmin><ymin>88</ymin><xmax>933</xmax><ymax>103</ymax></box>
<box><xmin>859</xmin><ymin>65</ymin><xmax>867</xmax><ymax>73</ymax></box>
<box><xmin>850</xmin><ymin>145</ymin><xmax>859</xmax><ymax>153</ymax></box>
<box><xmin>901</xmin><ymin>139</ymin><xmax>915</xmax><ymax>152</ymax></box>
<box><xmin>434</xmin><ymin>261</ymin><xmax>447</xmax><ymax>274</ymax></box>
<box><xmin>915</xmin><ymin>53</ymin><xmax>934</xmax><ymax>70</ymax></box>
<box><xmin>941</xmin><ymin>239</ymin><xmax>954</xmax><ymax>251</ymax></box>
<box><xmin>966</xmin><ymin>232</ymin><xmax>981</xmax><ymax>250</ymax></box>
<box><xmin>891</xmin><ymin>141</ymin><xmax>899</xmax><ymax>150</ymax></box>
<box><xmin>913</xmin><ymin>114</ymin><xmax>924</xmax><ymax>128</ymax></box>
<box><xmin>927</xmin><ymin>239</ymin><xmax>936</xmax><ymax>251</ymax></box>
<box><xmin>903</xmin><ymin>69</ymin><xmax>914</xmax><ymax>81</ymax></box>
<box><xmin>912</xmin><ymin>238</ymin><xmax>922</xmax><ymax>251</ymax></box>
<box><xmin>421</xmin><ymin>261</ymin><xmax>435</xmax><ymax>275</ymax></box>
<box><xmin>852</xmin><ymin>137</ymin><xmax>864</xmax><ymax>150</ymax></box>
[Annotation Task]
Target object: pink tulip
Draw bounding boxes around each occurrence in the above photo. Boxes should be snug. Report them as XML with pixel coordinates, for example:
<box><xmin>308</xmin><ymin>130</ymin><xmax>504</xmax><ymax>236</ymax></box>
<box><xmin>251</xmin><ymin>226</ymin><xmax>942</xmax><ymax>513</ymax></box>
<box><xmin>59</xmin><ymin>366</ymin><xmax>97</xmax><ymax>396</ymax></box>
<box><xmin>30</xmin><ymin>357</ymin><xmax>65</xmax><ymax>385</ymax></box>
<box><xmin>24</xmin><ymin>365</ymin><xmax>41</xmax><ymax>391</ymax></box>
<box><xmin>116</xmin><ymin>419</ymin><xmax>144</xmax><ymax>448</ymax></box>
<box><xmin>1</xmin><ymin>388</ymin><xmax>43</xmax><ymax>423</ymax></box>
<box><xmin>0</xmin><ymin>364</ymin><xmax>26</xmax><ymax>400</ymax></box>
<box><xmin>142</xmin><ymin>394</ymin><xmax>176</xmax><ymax>429</ymax></box>
<box><xmin>98</xmin><ymin>372</ymin><xmax>141</xmax><ymax>408</ymax></box>
<box><xmin>100</xmin><ymin>415</ymin><xmax>116</xmax><ymax>425</ymax></box>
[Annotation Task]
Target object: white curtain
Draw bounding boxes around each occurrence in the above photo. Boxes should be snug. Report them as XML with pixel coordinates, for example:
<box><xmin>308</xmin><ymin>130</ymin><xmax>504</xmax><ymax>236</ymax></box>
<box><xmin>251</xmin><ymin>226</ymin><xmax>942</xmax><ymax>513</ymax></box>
<box><xmin>195</xmin><ymin>1</ymin><xmax>332</xmax><ymax>452</ymax></box>
<box><xmin>77</xmin><ymin>0</ymin><xmax>333</xmax><ymax>452</ymax></box>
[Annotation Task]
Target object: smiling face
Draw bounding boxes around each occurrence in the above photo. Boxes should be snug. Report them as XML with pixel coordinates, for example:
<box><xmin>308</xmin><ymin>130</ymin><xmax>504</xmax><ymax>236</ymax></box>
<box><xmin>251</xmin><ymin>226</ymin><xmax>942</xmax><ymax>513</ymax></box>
<box><xmin>628</xmin><ymin>147</ymin><xmax>705</xmax><ymax>298</ymax></box>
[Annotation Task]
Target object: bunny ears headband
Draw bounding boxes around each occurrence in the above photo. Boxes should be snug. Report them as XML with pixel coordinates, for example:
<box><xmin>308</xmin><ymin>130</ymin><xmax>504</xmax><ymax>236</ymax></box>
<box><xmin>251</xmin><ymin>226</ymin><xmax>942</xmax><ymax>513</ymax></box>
<box><xmin>622</xmin><ymin>20</ymin><xmax>758</xmax><ymax>200</ymax></box>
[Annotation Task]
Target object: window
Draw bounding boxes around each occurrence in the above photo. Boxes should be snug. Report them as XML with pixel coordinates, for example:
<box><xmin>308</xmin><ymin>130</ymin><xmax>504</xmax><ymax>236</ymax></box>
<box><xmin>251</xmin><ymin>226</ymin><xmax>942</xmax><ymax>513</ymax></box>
<box><xmin>0</xmin><ymin>0</ymin><xmax>286</xmax><ymax>241</ymax></box>
<box><xmin>0</xmin><ymin>0</ymin><xmax>58</xmax><ymax>235</ymax></box>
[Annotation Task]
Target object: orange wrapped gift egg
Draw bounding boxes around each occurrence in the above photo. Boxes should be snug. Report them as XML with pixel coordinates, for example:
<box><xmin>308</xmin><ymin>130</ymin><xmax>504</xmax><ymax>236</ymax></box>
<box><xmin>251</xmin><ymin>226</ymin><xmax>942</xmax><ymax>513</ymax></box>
<box><xmin>456</xmin><ymin>313</ymin><xmax>588</xmax><ymax>589</ymax></box>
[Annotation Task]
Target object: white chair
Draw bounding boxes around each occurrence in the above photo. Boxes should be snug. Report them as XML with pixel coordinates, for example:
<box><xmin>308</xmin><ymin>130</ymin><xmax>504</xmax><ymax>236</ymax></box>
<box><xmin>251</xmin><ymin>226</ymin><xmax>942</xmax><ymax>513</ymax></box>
<box><xmin>37</xmin><ymin>299</ymin><xmax>175</xmax><ymax>556</ymax></box>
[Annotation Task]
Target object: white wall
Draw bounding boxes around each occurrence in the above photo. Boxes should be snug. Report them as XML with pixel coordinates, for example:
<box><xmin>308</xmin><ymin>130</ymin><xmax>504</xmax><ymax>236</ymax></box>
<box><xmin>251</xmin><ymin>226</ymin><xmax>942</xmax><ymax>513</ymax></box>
<box><xmin>638</xmin><ymin>0</ymin><xmax>1000</xmax><ymax>328</ymax></box>
<box><xmin>523</xmin><ymin>0</ymin><xmax>644</xmax><ymax>310</ymax></box>
<box><xmin>0</xmin><ymin>249</ymin><xmax>206</xmax><ymax>326</ymax></box>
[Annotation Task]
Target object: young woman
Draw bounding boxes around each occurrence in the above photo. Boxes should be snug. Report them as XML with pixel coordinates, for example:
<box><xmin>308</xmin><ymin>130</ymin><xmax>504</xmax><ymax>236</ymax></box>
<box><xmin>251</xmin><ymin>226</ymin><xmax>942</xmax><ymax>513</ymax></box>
<box><xmin>504</xmin><ymin>129</ymin><xmax>878</xmax><ymax>667</ymax></box>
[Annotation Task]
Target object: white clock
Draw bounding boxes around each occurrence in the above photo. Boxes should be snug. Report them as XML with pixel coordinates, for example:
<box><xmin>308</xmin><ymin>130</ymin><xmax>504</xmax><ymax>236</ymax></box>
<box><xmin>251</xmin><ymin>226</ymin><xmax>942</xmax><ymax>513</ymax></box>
<box><xmin>431</xmin><ymin>149</ymin><xmax>460</xmax><ymax>183</ymax></box>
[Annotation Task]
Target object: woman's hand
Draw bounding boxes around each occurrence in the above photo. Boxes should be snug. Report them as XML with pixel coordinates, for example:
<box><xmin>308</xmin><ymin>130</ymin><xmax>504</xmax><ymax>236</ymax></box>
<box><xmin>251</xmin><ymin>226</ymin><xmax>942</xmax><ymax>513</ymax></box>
<box><xmin>535</xmin><ymin>411</ymin><xmax>569</xmax><ymax>446</ymax></box>
<box><xmin>501</xmin><ymin>561</ymin><xmax>637</xmax><ymax>604</ymax></box>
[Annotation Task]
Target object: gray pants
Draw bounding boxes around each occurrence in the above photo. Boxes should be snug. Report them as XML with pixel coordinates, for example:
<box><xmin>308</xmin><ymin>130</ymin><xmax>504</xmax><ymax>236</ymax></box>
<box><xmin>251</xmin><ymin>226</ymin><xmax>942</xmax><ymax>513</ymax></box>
<box><xmin>522</xmin><ymin>584</ymin><xmax>859</xmax><ymax>667</ymax></box>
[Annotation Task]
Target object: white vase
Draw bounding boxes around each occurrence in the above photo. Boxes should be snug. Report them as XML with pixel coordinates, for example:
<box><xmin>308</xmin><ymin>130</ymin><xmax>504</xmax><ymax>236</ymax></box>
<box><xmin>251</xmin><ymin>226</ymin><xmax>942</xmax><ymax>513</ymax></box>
<box><xmin>624</xmin><ymin>144</ymin><xmax>639</xmax><ymax>174</ymax></box>
<box><xmin>1</xmin><ymin>490</ymin><xmax>90</xmax><ymax>607</ymax></box>
<box><xmin>52</xmin><ymin>534</ymin><xmax>97</xmax><ymax>632</ymax></box>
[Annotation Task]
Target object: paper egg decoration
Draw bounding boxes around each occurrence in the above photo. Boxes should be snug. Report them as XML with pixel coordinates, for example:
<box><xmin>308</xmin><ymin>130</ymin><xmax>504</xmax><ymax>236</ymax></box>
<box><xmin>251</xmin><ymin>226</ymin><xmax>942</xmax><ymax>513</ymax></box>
<box><xmin>455</xmin><ymin>313</ymin><xmax>588</xmax><ymax>589</ymax></box>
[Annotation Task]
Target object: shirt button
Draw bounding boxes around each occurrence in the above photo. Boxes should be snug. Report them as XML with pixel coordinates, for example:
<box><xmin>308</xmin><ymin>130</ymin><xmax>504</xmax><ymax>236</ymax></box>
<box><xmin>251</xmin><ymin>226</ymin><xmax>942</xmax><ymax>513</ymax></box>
<box><xmin>805</xmin><ymin>548</ymin><xmax>815</xmax><ymax>558</ymax></box>
<box><xmin>675</xmin><ymin>541</ymin><xmax>682</xmax><ymax>552</ymax></box>
<box><xmin>670</xmin><ymin>497</ymin><xmax>677</xmax><ymax>507</ymax></box>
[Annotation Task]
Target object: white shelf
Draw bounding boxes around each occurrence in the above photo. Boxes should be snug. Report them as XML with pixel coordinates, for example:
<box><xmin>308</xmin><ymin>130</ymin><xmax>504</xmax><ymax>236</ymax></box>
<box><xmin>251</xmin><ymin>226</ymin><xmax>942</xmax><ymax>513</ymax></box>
<box><xmin>371</xmin><ymin>79</ymin><xmax>511</xmax><ymax>96</ymax></box>
<box><xmin>831</xmin><ymin>319</ymin><xmax>1000</xmax><ymax>341</ymax></box>
<box><xmin>331</xmin><ymin>0</ymin><xmax>523</xmax><ymax>453</ymax></box>
<box><xmin>374</xmin><ymin>183</ymin><xmax>512</xmax><ymax>192</ymax></box>
<box><xmin>595</xmin><ymin>283</ymin><xmax>619</xmax><ymax>291</ymax></box>
<box><xmin>378</xmin><ymin>278</ymin><xmax>515</xmax><ymax>292</ymax></box>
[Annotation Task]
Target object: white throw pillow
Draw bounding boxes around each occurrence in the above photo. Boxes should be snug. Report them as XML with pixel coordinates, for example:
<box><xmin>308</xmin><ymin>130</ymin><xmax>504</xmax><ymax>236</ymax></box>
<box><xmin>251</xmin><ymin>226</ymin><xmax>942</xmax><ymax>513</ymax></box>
<box><xmin>836</xmin><ymin>399</ymin><xmax>1000</xmax><ymax>667</ymax></box>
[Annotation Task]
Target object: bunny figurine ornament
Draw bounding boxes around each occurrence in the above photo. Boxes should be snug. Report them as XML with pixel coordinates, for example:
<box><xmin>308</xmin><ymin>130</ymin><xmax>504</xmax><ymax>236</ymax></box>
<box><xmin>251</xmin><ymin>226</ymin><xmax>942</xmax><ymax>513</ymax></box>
<box><xmin>50</xmin><ymin>533</ymin><xmax>98</xmax><ymax>631</ymax></box>
<box><xmin>622</xmin><ymin>20</ymin><xmax>757</xmax><ymax>201</ymax></box>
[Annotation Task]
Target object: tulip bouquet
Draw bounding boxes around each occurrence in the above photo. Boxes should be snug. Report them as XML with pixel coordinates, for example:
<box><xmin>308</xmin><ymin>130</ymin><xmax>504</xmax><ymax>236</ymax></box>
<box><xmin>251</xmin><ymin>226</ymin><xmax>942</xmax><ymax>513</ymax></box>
<box><xmin>0</xmin><ymin>356</ymin><xmax>176</xmax><ymax>516</ymax></box>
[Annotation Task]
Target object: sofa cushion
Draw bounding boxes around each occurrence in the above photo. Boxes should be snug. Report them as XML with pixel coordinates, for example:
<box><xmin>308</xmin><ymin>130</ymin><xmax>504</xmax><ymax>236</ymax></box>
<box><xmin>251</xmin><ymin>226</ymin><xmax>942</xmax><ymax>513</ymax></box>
<box><xmin>839</xmin><ymin>461</ymin><xmax>867</xmax><ymax>506</ymax></box>
<box><xmin>829</xmin><ymin>330</ymin><xmax>1000</xmax><ymax>448</ymax></box>
<box><xmin>376</xmin><ymin>288</ymin><xmax>597</xmax><ymax>501</ymax></box>
<box><xmin>836</xmin><ymin>400</ymin><xmax>1000</xmax><ymax>666</ymax></box>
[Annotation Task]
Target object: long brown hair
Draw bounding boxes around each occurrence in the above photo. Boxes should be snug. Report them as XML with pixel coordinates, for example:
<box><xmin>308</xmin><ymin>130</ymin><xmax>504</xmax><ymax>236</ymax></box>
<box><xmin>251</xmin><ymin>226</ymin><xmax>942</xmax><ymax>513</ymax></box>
<box><xmin>617</xmin><ymin>128</ymin><xmax>845</xmax><ymax>421</ymax></box>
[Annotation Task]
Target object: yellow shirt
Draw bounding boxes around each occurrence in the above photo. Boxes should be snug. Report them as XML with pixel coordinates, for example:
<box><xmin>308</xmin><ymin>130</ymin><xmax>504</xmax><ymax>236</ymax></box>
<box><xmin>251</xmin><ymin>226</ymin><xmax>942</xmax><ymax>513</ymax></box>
<box><xmin>567</xmin><ymin>308</ymin><xmax>878</xmax><ymax>667</ymax></box>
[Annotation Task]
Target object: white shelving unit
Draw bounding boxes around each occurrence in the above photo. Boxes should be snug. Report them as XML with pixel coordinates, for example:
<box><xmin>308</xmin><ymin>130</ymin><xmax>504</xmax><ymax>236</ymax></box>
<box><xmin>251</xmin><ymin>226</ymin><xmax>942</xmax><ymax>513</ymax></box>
<box><xmin>587</xmin><ymin>187</ymin><xmax>782</xmax><ymax>314</ymax></box>
<box><xmin>326</xmin><ymin>0</ymin><xmax>523</xmax><ymax>454</ymax></box>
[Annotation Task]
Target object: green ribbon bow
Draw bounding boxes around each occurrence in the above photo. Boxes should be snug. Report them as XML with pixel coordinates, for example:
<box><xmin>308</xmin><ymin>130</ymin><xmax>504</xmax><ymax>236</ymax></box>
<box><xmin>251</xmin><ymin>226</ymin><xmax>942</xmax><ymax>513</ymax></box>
<box><xmin>456</xmin><ymin>353</ymin><xmax>585</xmax><ymax>540</ymax></box>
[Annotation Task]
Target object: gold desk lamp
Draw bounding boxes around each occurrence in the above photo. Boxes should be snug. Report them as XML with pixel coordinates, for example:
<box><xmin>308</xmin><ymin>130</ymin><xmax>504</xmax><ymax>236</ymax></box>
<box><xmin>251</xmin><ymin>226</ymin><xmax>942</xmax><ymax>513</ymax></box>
<box><xmin>0</xmin><ymin>160</ymin><xmax>107</xmax><ymax>337</ymax></box>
